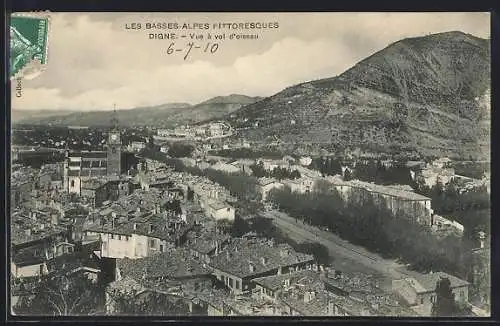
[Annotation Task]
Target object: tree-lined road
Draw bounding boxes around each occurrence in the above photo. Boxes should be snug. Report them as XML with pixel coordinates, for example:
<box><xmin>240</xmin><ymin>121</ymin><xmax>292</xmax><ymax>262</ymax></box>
<box><xmin>262</xmin><ymin>210</ymin><xmax>411</xmax><ymax>285</ymax></box>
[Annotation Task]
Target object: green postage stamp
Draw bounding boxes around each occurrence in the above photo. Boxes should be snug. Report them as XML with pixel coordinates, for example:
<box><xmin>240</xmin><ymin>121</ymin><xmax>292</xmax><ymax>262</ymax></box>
<box><xmin>10</xmin><ymin>12</ymin><xmax>50</xmax><ymax>80</ymax></box>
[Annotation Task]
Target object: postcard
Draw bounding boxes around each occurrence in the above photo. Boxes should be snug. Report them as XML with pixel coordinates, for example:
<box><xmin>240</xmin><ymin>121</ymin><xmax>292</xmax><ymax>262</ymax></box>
<box><xmin>9</xmin><ymin>12</ymin><xmax>491</xmax><ymax>318</ymax></box>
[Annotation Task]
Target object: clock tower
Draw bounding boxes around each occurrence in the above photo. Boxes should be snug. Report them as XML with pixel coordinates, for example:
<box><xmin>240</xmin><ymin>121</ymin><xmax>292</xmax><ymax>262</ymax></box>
<box><xmin>107</xmin><ymin>106</ymin><xmax>121</xmax><ymax>177</ymax></box>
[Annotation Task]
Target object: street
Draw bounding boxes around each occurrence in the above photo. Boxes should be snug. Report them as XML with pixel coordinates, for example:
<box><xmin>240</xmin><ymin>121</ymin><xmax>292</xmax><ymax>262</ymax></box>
<box><xmin>261</xmin><ymin>210</ymin><xmax>410</xmax><ymax>285</ymax></box>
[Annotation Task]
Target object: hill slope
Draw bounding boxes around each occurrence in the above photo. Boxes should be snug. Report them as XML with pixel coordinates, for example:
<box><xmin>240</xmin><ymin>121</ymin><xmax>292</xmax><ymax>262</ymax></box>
<box><xmin>12</xmin><ymin>109</ymin><xmax>74</xmax><ymax>123</ymax></box>
<box><xmin>14</xmin><ymin>95</ymin><xmax>262</xmax><ymax>128</ymax></box>
<box><xmin>229</xmin><ymin>31</ymin><xmax>490</xmax><ymax>160</ymax></box>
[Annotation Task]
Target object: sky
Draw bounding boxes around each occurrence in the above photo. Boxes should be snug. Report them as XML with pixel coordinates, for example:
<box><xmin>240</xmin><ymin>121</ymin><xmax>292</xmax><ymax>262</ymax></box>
<box><xmin>11</xmin><ymin>12</ymin><xmax>490</xmax><ymax>111</ymax></box>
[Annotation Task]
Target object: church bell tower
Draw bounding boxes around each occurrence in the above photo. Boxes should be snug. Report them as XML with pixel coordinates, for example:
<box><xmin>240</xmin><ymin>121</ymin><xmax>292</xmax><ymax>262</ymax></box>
<box><xmin>107</xmin><ymin>105</ymin><xmax>122</xmax><ymax>177</ymax></box>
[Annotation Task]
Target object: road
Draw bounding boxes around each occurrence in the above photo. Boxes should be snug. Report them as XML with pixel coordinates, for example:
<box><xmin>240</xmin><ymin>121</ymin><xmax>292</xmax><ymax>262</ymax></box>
<box><xmin>261</xmin><ymin>210</ymin><xmax>410</xmax><ymax>285</ymax></box>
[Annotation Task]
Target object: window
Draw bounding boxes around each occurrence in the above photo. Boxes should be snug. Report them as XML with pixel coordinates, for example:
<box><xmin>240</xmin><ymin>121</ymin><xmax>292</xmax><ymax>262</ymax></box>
<box><xmin>118</xmin><ymin>235</ymin><xmax>122</xmax><ymax>240</ymax></box>
<box><xmin>160</xmin><ymin>245</ymin><xmax>164</xmax><ymax>252</ymax></box>
<box><xmin>150</xmin><ymin>239</ymin><xmax>156</xmax><ymax>248</ymax></box>
<box><xmin>111</xmin><ymin>234</ymin><xmax>114</xmax><ymax>239</ymax></box>
<box><xmin>227</xmin><ymin>208</ymin><xmax>230</xmax><ymax>212</ymax></box>
<box><xmin>230</xmin><ymin>278</ymin><xmax>234</xmax><ymax>288</ymax></box>
<box><xmin>70</xmin><ymin>180</ymin><xmax>75</xmax><ymax>188</ymax></box>
<box><xmin>420</xmin><ymin>297</ymin><xmax>424</xmax><ymax>305</ymax></box>
<box><xmin>235</xmin><ymin>280</ymin><xmax>240</xmax><ymax>290</ymax></box>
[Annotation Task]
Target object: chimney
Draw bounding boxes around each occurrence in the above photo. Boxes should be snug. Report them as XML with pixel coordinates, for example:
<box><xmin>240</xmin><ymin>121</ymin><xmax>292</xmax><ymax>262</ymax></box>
<box><xmin>304</xmin><ymin>291</ymin><xmax>314</xmax><ymax>303</ymax></box>
<box><xmin>478</xmin><ymin>231</ymin><xmax>486</xmax><ymax>249</ymax></box>
<box><xmin>327</xmin><ymin>299</ymin><xmax>334</xmax><ymax>316</ymax></box>
<box><xmin>280</xmin><ymin>249</ymin><xmax>290</xmax><ymax>257</ymax></box>
<box><xmin>249</xmin><ymin>262</ymin><xmax>255</xmax><ymax>273</ymax></box>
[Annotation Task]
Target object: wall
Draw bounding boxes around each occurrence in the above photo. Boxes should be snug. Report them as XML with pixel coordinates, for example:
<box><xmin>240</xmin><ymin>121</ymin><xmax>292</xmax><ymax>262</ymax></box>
<box><xmin>211</xmin><ymin>269</ymin><xmax>245</xmax><ymax>294</ymax></box>
<box><xmin>212</xmin><ymin>207</ymin><xmax>235</xmax><ymax>221</ymax></box>
<box><xmin>452</xmin><ymin>285</ymin><xmax>469</xmax><ymax>303</ymax></box>
<box><xmin>207</xmin><ymin>304</ymin><xmax>223</xmax><ymax>316</ymax></box>
<box><xmin>68</xmin><ymin>176</ymin><xmax>81</xmax><ymax>195</ymax></box>
<box><xmin>392</xmin><ymin>279</ymin><xmax>418</xmax><ymax>306</ymax></box>
<box><xmin>261</xmin><ymin>182</ymin><xmax>284</xmax><ymax>202</ymax></box>
<box><xmin>13</xmin><ymin>262</ymin><xmax>48</xmax><ymax>278</ymax></box>
<box><xmin>95</xmin><ymin>231</ymin><xmax>135</xmax><ymax>259</ymax></box>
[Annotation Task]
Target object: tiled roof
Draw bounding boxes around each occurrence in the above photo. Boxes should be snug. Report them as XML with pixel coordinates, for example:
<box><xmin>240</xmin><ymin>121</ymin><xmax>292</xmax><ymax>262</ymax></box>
<box><xmin>346</xmin><ymin>180</ymin><xmax>430</xmax><ymax>201</ymax></box>
<box><xmin>107</xmin><ymin>276</ymin><xmax>146</xmax><ymax>294</ymax></box>
<box><xmin>84</xmin><ymin>212</ymin><xmax>191</xmax><ymax>242</ymax></box>
<box><xmin>117</xmin><ymin>248</ymin><xmax>210</xmax><ymax>281</ymax></box>
<box><xmin>209</xmin><ymin>238</ymin><xmax>314</xmax><ymax>278</ymax></box>
<box><xmin>208</xmin><ymin>200</ymin><xmax>231</xmax><ymax>211</ymax></box>
<box><xmin>69</xmin><ymin>151</ymin><xmax>108</xmax><ymax>158</ymax></box>
<box><xmin>189</xmin><ymin>287</ymin><xmax>229</xmax><ymax>310</ymax></box>
<box><xmin>12</xmin><ymin>246</ymin><xmax>45</xmax><ymax>266</ymax></box>
<box><xmin>253</xmin><ymin>269</ymin><xmax>319</xmax><ymax>291</ymax></box>
<box><xmin>258</xmin><ymin>177</ymin><xmax>280</xmax><ymax>186</ymax></box>
<box><xmin>281</xmin><ymin>292</ymin><xmax>331</xmax><ymax>316</ymax></box>
<box><xmin>186</xmin><ymin>230</ymin><xmax>230</xmax><ymax>255</ymax></box>
<box><xmin>46</xmin><ymin>251</ymin><xmax>101</xmax><ymax>274</ymax></box>
<box><xmin>81</xmin><ymin>178</ymin><xmax>107</xmax><ymax>190</ymax></box>
<box><xmin>402</xmin><ymin>271</ymin><xmax>469</xmax><ymax>293</ymax></box>
<box><xmin>322</xmin><ymin>271</ymin><xmax>383</xmax><ymax>294</ymax></box>
<box><xmin>11</xmin><ymin>222</ymin><xmax>67</xmax><ymax>246</ymax></box>
<box><xmin>223</xmin><ymin>295</ymin><xmax>283</xmax><ymax>315</ymax></box>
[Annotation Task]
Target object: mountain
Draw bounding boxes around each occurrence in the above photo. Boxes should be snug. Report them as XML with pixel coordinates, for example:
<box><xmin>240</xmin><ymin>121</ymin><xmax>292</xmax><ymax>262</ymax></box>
<box><xmin>229</xmin><ymin>31</ymin><xmax>490</xmax><ymax>160</ymax></box>
<box><xmin>13</xmin><ymin>95</ymin><xmax>261</xmax><ymax>127</ymax></box>
<box><xmin>160</xmin><ymin>94</ymin><xmax>263</xmax><ymax>125</ymax></box>
<box><xmin>11</xmin><ymin>109</ymin><xmax>74</xmax><ymax>123</ymax></box>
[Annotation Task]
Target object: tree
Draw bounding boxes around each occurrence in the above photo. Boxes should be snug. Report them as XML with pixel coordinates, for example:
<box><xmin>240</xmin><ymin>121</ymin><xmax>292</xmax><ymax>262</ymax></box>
<box><xmin>230</xmin><ymin>216</ymin><xmax>251</xmax><ymax>237</ymax></box>
<box><xmin>14</xmin><ymin>274</ymin><xmax>104</xmax><ymax>316</ymax></box>
<box><xmin>294</xmin><ymin>242</ymin><xmax>330</xmax><ymax>266</ymax></box>
<box><xmin>432</xmin><ymin>277</ymin><xmax>456</xmax><ymax>316</ymax></box>
<box><xmin>249</xmin><ymin>162</ymin><xmax>266</xmax><ymax>178</ymax></box>
<box><xmin>290</xmin><ymin>169</ymin><xmax>301</xmax><ymax>180</ymax></box>
<box><xmin>343</xmin><ymin>169</ymin><xmax>353</xmax><ymax>181</ymax></box>
<box><xmin>216</xmin><ymin>219</ymin><xmax>233</xmax><ymax>234</ymax></box>
<box><xmin>110</xmin><ymin>289</ymin><xmax>189</xmax><ymax>316</ymax></box>
<box><xmin>167</xmin><ymin>143</ymin><xmax>194</xmax><ymax>158</ymax></box>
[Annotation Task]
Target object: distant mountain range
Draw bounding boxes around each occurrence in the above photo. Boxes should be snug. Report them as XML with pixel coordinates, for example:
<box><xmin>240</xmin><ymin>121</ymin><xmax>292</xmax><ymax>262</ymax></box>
<box><xmin>227</xmin><ymin>31</ymin><xmax>490</xmax><ymax>160</ymax></box>
<box><xmin>12</xmin><ymin>94</ymin><xmax>262</xmax><ymax>127</ymax></box>
<box><xmin>13</xmin><ymin>31</ymin><xmax>490</xmax><ymax>160</ymax></box>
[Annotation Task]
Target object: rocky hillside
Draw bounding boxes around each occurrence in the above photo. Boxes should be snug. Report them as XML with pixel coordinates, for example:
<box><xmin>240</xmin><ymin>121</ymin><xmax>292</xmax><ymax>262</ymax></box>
<box><xmin>14</xmin><ymin>95</ymin><xmax>262</xmax><ymax>128</ymax></box>
<box><xmin>229</xmin><ymin>31</ymin><xmax>490</xmax><ymax>160</ymax></box>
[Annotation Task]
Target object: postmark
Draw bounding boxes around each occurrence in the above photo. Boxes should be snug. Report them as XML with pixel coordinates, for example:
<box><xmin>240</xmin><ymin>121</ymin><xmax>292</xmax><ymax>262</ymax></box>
<box><xmin>10</xmin><ymin>12</ymin><xmax>51</xmax><ymax>80</ymax></box>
